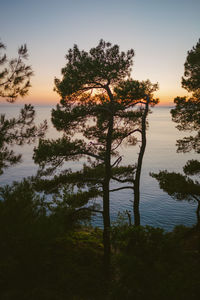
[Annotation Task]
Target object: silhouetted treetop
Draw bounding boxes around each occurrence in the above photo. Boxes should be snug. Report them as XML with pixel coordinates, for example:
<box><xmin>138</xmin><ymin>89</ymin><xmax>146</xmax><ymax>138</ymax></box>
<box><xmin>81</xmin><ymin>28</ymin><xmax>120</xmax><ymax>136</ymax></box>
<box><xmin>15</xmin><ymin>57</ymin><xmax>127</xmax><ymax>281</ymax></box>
<box><xmin>0</xmin><ymin>41</ymin><xmax>33</xmax><ymax>102</ymax></box>
<box><xmin>0</xmin><ymin>40</ymin><xmax>47</xmax><ymax>175</ymax></box>
<box><xmin>182</xmin><ymin>39</ymin><xmax>200</xmax><ymax>92</ymax></box>
<box><xmin>171</xmin><ymin>40</ymin><xmax>200</xmax><ymax>154</ymax></box>
<box><xmin>54</xmin><ymin>39</ymin><xmax>134</xmax><ymax>98</ymax></box>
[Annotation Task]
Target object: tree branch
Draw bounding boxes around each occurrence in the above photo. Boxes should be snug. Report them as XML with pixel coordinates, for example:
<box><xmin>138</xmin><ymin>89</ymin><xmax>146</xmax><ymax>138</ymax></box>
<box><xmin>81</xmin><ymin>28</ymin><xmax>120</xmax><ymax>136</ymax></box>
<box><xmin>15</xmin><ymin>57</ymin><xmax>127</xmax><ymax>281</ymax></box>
<box><xmin>111</xmin><ymin>156</ymin><xmax>122</xmax><ymax>168</ymax></box>
<box><xmin>82</xmin><ymin>151</ymin><xmax>105</xmax><ymax>161</ymax></box>
<box><xmin>111</xmin><ymin>176</ymin><xmax>134</xmax><ymax>184</ymax></box>
<box><xmin>75</xmin><ymin>207</ymin><xmax>103</xmax><ymax>214</ymax></box>
<box><xmin>112</xmin><ymin>128</ymin><xmax>142</xmax><ymax>151</ymax></box>
<box><xmin>192</xmin><ymin>195</ymin><xmax>200</xmax><ymax>202</ymax></box>
<box><xmin>109</xmin><ymin>186</ymin><xmax>134</xmax><ymax>192</ymax></box>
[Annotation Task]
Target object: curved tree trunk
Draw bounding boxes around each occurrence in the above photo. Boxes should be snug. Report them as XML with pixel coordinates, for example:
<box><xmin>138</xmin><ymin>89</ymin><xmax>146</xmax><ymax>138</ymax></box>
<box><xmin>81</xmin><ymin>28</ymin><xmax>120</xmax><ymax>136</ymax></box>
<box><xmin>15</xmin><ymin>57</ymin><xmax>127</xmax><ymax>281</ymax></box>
<box><xmin>134</xmin><ymin>96</ymin><xmax>149</xmax><ymax>226</ymax></box>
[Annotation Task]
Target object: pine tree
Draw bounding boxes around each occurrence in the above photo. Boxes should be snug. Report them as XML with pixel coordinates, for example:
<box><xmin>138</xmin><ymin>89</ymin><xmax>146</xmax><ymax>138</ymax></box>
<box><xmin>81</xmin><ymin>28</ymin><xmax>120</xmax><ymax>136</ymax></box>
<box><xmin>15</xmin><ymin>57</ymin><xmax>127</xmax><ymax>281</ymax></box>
<box><xmin>0</xmin><ymin>40</ymin><xmax>47</xmax><ymax>174</ymax></box>
<box><xmin>33</xmin><ymin>40</ymin><xmax>158</xmax><ymax>275</ymax></box>
<box><xmin>152</xmin><ymin>39</ymin><xmax>200</xmax><ymax>228</ymax></box>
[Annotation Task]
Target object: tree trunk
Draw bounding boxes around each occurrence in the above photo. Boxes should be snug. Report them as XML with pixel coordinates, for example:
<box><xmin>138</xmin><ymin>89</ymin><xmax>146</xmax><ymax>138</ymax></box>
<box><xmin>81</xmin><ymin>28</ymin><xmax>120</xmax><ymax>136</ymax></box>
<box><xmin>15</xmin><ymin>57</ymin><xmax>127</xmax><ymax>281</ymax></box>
<box><xmin>103</xmin><ymin>182</ymin><xmax>111</xmax><ymax>277</ymax></box>
<box><xmin>195</xmin><ymin>200</ymin><xmax>200</xmax><ymax>254</ymax></box>
<box><xmin>133</xmin><ymin>96</ymin><xmax>149</xmax><ymax>226</ymax></box>
<box><xmin>196</xmin><ymin>200</ymin><xmax>200</xmax><ymax>229</ymax></box>
<box><xmin>102</xmin><ymin>86</ymin><xmax>114</xmax><ymax>279</ymax></box>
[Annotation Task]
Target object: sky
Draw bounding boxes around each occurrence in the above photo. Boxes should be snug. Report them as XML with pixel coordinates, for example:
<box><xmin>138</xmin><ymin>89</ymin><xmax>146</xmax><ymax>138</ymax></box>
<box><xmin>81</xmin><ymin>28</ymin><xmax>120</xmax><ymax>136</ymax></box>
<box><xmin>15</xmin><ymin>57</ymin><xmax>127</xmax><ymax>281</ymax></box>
<box><xmin>0</xmin><ymin>0</ymin><xmax>199</xmax><ymax>105</ymax></box>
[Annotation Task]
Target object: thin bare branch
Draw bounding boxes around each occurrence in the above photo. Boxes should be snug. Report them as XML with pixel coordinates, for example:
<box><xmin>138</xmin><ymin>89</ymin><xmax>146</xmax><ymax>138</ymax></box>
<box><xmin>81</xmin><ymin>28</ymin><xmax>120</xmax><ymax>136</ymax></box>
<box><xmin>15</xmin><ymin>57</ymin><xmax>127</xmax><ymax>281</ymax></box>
<box><xmin>112</xmin><ymin>128</ymin><xmax>142</xmax><ymax>151</ymax></box>
<box><xmin>111</xmin><ymin>156</ymin><xmax>122</xmax><ymax>168</ymax></box>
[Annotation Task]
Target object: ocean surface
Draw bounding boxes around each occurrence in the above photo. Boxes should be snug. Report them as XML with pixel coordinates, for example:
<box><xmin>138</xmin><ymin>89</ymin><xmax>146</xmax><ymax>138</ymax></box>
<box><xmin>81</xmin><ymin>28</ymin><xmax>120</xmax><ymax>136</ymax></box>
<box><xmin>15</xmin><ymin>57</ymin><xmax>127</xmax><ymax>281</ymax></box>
<box><xmin>0</xmin><ymin>104</ymin><xmax>198</xmax><ymax>231</ymax></box>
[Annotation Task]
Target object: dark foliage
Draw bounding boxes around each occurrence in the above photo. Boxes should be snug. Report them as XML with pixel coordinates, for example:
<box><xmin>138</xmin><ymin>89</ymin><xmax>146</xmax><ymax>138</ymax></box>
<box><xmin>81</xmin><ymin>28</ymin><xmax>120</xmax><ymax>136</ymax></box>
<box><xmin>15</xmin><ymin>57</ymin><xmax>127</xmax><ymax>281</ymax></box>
<box><xmin>1</xmin><ymin>189</ymin><xmax>199</xmax><ymax>300</ymax></box>
<box><xmin>0</xmin><ymin>40</ymin><xmax>47</xmax><ymax>174</ymax></box>
<box><xmin>151</xmin><ymin>170</ymin><xmax>200</xmax><ymax>201</ymax></box>
<box><xmin>184</xmin><ymin>159</ymin><xmax>200</xmax><ymax>175</ymax></box>
<box><xmin>110</xmin><ymin>225</ymin><xmax>200</xmax><ymax>300</ymax></box>
<box><xmin>152</xmin><ymin>39</ymin><xmax>200</xmax><ymax>228</ymax></box>
<box><xmin>182</xmin><ymin>39</ymin><xmax>200</xmax><ymax>92</ymax></box>
<box><xmin>171</xmin><ymin>93</ymin><xmax>200</xmax><ymax>153</ymax></box>
<box><xmin>0</xmin><ymin>41</ymin><xmax>33</xmax><ymax>102</ymax></box>
<box><xmin>0</xmin><ymin>104</ymin><xmax>47</xmax><ymax>174</ymax></box>
<box><xmin>0</xmin><ymin>180</ymin><xmax>105</xmax><ymax>300</ymax></box>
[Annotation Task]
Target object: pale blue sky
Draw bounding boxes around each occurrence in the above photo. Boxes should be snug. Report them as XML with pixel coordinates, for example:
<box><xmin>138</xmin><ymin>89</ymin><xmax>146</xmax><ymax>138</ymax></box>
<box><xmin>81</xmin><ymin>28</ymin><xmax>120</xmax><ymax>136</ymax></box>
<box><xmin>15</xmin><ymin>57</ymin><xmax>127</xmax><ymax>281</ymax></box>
<box><xmin>0</xmin><ymin>0</ymin><xmax>200</xmax><ymax>104</ymax></box>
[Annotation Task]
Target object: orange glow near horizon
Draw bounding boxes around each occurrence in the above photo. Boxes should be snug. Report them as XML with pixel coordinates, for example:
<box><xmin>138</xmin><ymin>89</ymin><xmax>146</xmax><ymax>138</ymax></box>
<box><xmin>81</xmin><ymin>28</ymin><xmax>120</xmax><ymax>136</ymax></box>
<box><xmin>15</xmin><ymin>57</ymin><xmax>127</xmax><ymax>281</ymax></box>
<box><xmin>26</xmin><ymin>84</ymin><xmax>190</xmax><ymax>106</ymax></box>
<box><xmin>0</xmin><ymin>88</ymin><xmax>188</xmax><ymax>106</ymax></box>
<box><xmin>0</xmin><ymin>72</ymin><xmax>190</xmax><ymax>107</ymax></box>
<box><xmin>20</xmin><ymin>72</ymin><xmax>189</xmax><ymax>106</ymax></box>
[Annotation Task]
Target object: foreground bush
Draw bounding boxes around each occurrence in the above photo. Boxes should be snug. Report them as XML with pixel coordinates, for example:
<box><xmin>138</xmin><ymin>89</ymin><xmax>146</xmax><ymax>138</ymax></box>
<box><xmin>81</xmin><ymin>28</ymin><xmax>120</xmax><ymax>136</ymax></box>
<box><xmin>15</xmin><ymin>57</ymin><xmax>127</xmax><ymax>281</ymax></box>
<box><xmin>0</xmin><ymin>185</ymin><xmax>199</xmax><ymax>299</ymax></box>
<box><xmin>111</xmin><ymin>225</ymin><xmax>200</xmax><ymax>300</ymax></box>
<box><xmin>0</xmin><ymin>181</ymin><xmax>105</xmax><ymax>300</ymax></box>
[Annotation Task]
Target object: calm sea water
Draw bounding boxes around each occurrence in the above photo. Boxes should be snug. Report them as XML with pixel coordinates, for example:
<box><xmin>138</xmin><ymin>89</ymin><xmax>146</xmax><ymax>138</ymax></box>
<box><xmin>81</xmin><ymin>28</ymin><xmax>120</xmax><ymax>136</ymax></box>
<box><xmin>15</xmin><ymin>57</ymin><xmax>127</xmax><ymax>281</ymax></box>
<box><xmin>0</xmin><ymin>104</ymin><xmax>198</xmax><ymax>231</ymax></box>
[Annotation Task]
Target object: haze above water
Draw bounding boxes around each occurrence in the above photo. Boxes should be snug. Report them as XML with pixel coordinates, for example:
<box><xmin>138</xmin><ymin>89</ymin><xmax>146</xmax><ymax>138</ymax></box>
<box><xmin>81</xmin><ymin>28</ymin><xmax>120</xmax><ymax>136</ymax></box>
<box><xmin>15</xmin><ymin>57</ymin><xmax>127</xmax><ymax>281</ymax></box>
<box><xmin>0</xmin><ymin>105</ymin><xmax>198</xmax><ymax>231</ymax></box>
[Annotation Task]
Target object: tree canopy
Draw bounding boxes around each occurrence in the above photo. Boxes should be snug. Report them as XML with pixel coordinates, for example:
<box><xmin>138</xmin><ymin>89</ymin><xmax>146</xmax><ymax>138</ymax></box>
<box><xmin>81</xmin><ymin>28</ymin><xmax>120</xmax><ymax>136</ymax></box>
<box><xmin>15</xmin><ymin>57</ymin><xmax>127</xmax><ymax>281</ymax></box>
<box><xmin>171</xmin><ymin>93</ymin><xmax>200</xmax><ymax>153</ymax></box>
<box><xmin>0</xmin><ymin>104</ymin><xmax>47</xmax><ymax>175</ymax></box>
<box><xmin>0</xmin><ymin>40</ymin><xmax>47</xmax><ymax>175</ymax></box>
<box><xmin>54</xmin><ymin>39</ymin><xmax>134</xmax><ymax>97</ymax></box>
<box><xmin>0</xmin><ymin>41</ymin><xmax>33</xmax><ymax>102</ymax></box>
<box><xmin>182</xmin><ymin>39</ymin><xmax>200</xmax><ymax>92</ymax></box>
<box><xmin>152</xmin><ymin>39</ymin><xmax>200</xmax><ymax>227</ymax></box>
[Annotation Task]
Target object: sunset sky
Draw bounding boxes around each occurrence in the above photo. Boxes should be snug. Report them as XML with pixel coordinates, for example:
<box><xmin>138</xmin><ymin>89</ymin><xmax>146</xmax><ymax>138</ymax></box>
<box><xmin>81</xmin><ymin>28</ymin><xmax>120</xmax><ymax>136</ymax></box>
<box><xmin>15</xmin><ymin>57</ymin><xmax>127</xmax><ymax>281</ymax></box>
<box><xmin>1</xmin><ymin>0</ymin><xmax>199</xmax><ymax>105</ymax></box>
